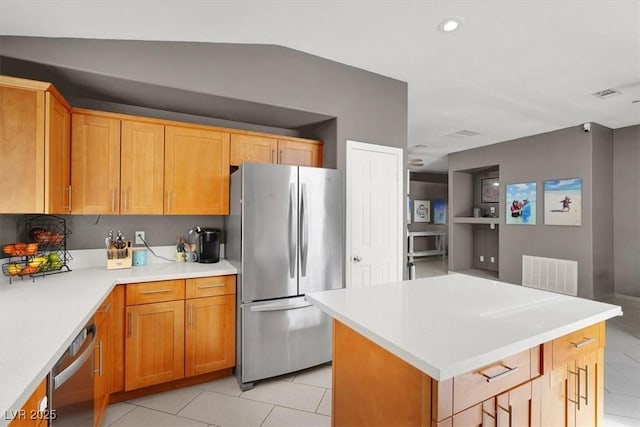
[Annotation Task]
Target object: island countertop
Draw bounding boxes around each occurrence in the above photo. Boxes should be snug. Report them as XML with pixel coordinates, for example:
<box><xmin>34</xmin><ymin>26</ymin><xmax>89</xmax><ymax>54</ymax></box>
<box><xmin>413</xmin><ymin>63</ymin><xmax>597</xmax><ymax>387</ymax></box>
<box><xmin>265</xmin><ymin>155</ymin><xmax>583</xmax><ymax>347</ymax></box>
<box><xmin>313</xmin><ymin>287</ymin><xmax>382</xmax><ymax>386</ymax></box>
<box><xmin>0</xmin><ymin>260</ymin><xmax>236</xmax><ymax>427</ymax></box>
<box><xmin>306</xmin><ymin>273</ymin><xmax>622</xmax><ymax>381</ymax></box>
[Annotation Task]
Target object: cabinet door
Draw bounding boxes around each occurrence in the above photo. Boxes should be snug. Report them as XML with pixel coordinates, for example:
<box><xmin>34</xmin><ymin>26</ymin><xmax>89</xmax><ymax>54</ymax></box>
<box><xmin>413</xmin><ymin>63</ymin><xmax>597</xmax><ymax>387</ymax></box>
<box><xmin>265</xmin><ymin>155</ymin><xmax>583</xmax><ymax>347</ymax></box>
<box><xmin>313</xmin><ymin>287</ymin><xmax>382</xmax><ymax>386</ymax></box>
<box><xmin>45</xmin><ymin>93</ymin><xmax>71</xmax><ymax>214</ymax></box>
<box><xmin>165</xmin><ymin>126</ymin><xmax>230</xmax><ymax>215</ymax></box>
<box><xmin>120</xmin><ymin>120</ymin><xmax>165</xmax><ymax>214</ymax></box>
<box><xmin>277</xmin><ymin>139</ymin><xmax>322</xmax><ymax>167</ymax></box>
<box><xmin>125</xmin><ymin>300</ymin><xmax>185</xmax><ymax>390</ymax></box>
<box><xmin>572</xmin><ymin>350</ymin><xmax>602</xmax><ymax>427</ymax></box>
<box><xmin>230</xmin><ymin>133</ymin><xmax>277</xmax><ymax>166</ymax></box>
<box><xmin>94</xmin><ymin>314</ymin><xmax>111</xmax><ymax>427</ymax></box>
<box><xmin>185</xmin><ymin>294</ymin><xmax>235</xmax><ymax>376</ymax></box>
<box><xmin>0</xmin><ymin>85</ymin><xmax>45</xmax><ymax>213</ymax></box>
<box><xmin>8</xmin><ymin>378</ymin><xmax>47</xmax><ymax>427</ymax></box>
<box><xmin>496</xmin><ymin>379</ymin><xmax>541</xmax><ymax>427</ymax></box>
<box><xmin>71</xmin><ymin>113</ymin><xmax>121</xmax><ymax>214</ymax></box>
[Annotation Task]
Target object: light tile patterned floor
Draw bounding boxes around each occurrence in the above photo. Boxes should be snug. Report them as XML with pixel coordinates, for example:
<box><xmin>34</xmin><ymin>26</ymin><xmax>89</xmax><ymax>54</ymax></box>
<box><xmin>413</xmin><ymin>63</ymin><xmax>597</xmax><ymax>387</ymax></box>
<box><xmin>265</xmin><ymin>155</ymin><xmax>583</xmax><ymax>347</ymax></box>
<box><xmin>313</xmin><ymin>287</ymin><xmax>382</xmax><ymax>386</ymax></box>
<box><xmin>103</xmin><ymin>259</ymin><xmax>640</xmax><ymax>426</ymax></box>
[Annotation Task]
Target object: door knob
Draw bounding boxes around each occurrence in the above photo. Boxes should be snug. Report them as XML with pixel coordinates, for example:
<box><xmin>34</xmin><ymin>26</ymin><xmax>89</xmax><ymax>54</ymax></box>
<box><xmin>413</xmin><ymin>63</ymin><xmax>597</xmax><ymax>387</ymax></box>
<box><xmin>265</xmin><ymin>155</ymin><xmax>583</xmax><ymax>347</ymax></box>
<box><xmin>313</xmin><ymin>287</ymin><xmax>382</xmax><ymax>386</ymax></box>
<box><xmin>353</xmin><ymin>255</ymin><xmax>361</xmax><ymax>263</ymax></box>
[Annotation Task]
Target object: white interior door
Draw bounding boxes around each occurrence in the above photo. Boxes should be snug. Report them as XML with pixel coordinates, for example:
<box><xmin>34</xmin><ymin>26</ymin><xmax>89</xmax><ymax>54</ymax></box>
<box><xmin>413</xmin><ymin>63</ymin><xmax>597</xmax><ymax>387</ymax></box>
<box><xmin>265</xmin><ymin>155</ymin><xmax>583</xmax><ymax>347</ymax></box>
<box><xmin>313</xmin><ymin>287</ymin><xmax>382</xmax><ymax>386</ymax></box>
<box><xmin>346</xmin><ymin>140</ymin><xmax>404</xmax><ymax>288</ymax></box>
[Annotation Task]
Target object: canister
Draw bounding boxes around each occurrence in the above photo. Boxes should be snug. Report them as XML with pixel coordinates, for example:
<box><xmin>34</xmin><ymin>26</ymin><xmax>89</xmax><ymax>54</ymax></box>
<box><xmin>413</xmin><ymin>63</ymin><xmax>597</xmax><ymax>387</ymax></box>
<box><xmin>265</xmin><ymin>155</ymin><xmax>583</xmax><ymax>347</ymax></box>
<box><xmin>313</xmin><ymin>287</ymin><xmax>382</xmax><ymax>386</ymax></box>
<box><xmin>132</xmin><ymin>248</ymin><xmax>148</xmax><ymax>266</ymax></box>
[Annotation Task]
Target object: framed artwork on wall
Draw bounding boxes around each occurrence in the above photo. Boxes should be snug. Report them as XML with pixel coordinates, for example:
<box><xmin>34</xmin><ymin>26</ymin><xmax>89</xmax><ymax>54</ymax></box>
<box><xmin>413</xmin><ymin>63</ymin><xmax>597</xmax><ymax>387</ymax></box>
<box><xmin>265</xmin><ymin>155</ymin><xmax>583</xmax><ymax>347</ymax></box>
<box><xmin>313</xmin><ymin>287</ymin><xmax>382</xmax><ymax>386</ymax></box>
<box><xmin>506</xmin><ymin>182</ymin><xmax>536</xmax><ymax>225</ymax></box>
<box><xmin>544</xmin><ymin>178</ymin><xmax>582</xmax><ymax>226</ymax></box>
<box><xmin>432</xmin><ymin>200</ymin><xmax>447</xmax><ymax>224</ymax></box>
<box><xmin>481</xmin><ymin>177</ymin><xmax>500</xmax><ymax>203</ymax></box>
<box><xmin>413</xmin><ymin>199</ymin><xmax>430</xmax><ymax>223</ymax></box>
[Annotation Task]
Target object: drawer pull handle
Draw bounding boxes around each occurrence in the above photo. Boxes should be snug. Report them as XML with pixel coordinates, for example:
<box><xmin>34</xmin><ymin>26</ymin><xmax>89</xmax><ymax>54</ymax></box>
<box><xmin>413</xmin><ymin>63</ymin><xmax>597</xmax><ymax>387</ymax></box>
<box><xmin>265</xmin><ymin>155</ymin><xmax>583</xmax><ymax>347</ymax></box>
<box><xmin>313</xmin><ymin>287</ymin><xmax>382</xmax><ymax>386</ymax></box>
<box><xmin>141</xmin><ymin>288</ymin><xmax>172</xmax><ymax>294</ymax></box>
<box><xmin>568</xmin><ymin>365</ymin><xmax>589</xmax><ymax>410</ymax></box>
<box><xmin>198</xmin><ymin>284</ymin><xmax>225</xmax><ymax>289</ymax></box>
<box><xmin>480</xmin><ymin>364</ymin><xmax>519</xmax><ymax>383</ymax></box>
<box><xmin>96</xmin><ymin>302</ymin><xmax>112</xmax><ymax>313</ymax></box>
<box><xmin>571</xmin><ymin>337</ymin><xmax>596</xmax><ymax>348</ymax></box>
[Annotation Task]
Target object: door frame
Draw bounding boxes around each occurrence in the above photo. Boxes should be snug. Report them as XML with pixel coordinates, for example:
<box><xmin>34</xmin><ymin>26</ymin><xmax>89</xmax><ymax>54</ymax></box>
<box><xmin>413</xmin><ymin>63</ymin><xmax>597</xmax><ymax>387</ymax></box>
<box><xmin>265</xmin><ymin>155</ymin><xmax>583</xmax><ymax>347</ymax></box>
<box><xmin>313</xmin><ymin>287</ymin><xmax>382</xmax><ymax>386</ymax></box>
<box><xmin>345</xmin><ymin>140</ymin><xmax>404</xmax><ymax>287</ymax></box>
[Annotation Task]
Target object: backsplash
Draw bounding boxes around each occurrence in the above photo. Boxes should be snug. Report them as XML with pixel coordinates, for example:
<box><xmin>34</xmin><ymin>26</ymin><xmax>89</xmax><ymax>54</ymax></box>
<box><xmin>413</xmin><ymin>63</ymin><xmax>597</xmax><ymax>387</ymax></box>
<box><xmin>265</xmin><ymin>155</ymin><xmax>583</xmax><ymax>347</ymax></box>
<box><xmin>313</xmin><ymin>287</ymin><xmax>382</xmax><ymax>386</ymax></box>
<box><xmin>0</xmin><ymin>214</ymin><xmax>225</xmax><ymax>257</ymax></box>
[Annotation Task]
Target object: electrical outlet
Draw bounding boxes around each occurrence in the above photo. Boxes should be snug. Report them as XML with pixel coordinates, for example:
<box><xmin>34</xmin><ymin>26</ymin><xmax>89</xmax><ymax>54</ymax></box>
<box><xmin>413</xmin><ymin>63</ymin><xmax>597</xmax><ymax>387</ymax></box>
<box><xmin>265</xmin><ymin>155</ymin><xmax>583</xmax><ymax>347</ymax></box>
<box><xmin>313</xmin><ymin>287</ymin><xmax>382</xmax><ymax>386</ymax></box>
<box><xmin>135</xmin><ymin>231</ymin><xmax>145</xmax><ymax>245</ymax></box>
<box><xmin>479</xmin><ymin>255</ymin><xmax>484</xmax><ymax>262</ymax></box>
<box><xmin>490</xmin><ymin>256</ymin><xmax>495</xmax><ymax>263</ymax></box>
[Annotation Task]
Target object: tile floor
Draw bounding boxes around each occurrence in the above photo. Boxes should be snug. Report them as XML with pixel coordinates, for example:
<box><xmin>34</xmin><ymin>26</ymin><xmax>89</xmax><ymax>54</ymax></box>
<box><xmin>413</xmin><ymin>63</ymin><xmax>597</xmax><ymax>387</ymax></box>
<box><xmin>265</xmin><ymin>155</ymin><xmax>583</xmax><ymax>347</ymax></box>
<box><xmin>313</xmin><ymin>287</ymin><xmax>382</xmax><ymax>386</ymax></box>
<box><xmin>103</xmin><ymin>258</ymin><xmax>640</xmax><ymax>426</ymax></box>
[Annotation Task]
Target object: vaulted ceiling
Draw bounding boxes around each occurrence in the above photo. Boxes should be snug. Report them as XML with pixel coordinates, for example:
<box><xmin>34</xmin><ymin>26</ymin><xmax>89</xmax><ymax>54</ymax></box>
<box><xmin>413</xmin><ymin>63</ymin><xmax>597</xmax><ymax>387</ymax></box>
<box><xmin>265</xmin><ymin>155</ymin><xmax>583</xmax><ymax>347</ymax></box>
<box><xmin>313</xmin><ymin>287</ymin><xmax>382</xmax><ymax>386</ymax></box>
<box><xmin>1</xmin><ymin>1</ymin><xmax>638</xmax><ymax>171</ymax></box>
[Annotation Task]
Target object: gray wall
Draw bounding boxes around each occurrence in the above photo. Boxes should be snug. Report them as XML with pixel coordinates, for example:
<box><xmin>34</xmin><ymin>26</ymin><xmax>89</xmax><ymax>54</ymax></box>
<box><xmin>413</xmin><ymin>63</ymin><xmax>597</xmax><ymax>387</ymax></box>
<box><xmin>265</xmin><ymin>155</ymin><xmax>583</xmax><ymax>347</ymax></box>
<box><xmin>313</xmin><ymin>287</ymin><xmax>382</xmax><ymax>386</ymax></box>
<box><xmin>0</xmin><ymin>37</ymin><xmax>408</xmax><ymax>259</ymax></box>
<box><xmin>449</xmin><ymin>124</ymin><xmax>613</xmax><ymax>299</ymax></box>
<box><xmin>613</xmin><ymin>125</ymin><xmax>640</xmax><ymax>297</ymax></box>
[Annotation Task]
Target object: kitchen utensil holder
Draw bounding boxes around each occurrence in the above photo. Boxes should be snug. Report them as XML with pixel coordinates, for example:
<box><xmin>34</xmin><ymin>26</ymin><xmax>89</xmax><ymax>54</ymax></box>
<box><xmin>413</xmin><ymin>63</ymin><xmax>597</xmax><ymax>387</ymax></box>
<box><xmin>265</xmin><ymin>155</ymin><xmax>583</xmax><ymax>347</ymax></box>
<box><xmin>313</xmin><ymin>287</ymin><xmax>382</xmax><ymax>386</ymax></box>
<box><xmin>107</xmin><ymin>241</ymin><xmax>132</xmax><ymax>269</ymax></box>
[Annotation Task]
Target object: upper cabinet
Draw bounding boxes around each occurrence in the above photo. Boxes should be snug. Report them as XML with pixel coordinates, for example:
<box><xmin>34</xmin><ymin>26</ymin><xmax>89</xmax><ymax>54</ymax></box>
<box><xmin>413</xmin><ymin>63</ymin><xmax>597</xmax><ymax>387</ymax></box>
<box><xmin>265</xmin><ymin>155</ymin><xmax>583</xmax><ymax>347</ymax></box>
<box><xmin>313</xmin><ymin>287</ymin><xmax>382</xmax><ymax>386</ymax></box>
<box><xmin>165</xmin><ymin>125</ymin><xmax>230</xmax><ymax>215</ymax></box>
<box><xmin>71</xmin><ymin>112</ymin><xmax>121</xmax><ymax>214</ymax></box>
<box><xmin>230</xmin><ymin>133</ymin><xmax>323</xmax><ymax>168</ymax></box>
<box><xmin>0</xmin><ymin>76</ymin><xmax>71</xmax><ymax>214</ymax></box>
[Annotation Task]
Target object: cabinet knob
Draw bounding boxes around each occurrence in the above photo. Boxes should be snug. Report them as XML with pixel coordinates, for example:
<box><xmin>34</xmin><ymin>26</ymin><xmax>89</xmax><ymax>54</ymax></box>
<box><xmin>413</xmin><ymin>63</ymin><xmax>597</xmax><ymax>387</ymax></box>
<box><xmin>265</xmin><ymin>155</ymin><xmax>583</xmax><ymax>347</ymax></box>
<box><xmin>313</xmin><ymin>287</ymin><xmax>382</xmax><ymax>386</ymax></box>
<box><xmin>353</xmin><ymin>255</ymin><xmax>362</xmax><ymax>263</ymax></box>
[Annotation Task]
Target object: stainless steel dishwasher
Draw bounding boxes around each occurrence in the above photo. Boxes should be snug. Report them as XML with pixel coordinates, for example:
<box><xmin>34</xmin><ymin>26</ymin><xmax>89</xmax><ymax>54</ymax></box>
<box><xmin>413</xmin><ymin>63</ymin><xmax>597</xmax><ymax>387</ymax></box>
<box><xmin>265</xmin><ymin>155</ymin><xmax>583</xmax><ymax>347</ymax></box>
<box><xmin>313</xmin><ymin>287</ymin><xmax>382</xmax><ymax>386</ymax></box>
<box><xmin>50</xmin><ymin>318</ymin><xmax>96</xmax><ymax>426</ymax></box>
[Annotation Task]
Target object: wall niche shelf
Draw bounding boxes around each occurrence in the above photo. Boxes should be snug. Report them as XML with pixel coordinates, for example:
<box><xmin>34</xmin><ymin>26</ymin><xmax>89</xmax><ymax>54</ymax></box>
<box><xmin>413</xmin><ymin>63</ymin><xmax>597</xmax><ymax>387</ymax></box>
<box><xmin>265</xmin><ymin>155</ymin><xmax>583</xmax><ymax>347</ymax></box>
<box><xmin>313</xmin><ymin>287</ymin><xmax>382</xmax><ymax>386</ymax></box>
<box><xmin>452</xmin><ymin>217</ymin><xmax>500</xmax><ymax>225</ymax></box>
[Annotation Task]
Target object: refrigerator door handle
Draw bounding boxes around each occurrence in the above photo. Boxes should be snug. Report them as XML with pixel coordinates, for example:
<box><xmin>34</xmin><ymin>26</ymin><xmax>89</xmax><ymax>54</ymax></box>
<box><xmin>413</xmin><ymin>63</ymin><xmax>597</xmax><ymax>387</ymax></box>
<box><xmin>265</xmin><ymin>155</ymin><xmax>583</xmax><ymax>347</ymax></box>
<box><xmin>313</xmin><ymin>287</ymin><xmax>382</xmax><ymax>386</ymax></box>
<box><xmin>249</xmin><ymin>300</ymin><xmax>313</xmax><ymax>312</ymax></box>
<box><xmin>300</xmin><ymin>183</ymin><xmax>309</xmax><ymax>277</ymax></box>
<box><xmin>289</xmin><ymin>183</ymin><xmax>297</xmax><ymax>279</ymax></box>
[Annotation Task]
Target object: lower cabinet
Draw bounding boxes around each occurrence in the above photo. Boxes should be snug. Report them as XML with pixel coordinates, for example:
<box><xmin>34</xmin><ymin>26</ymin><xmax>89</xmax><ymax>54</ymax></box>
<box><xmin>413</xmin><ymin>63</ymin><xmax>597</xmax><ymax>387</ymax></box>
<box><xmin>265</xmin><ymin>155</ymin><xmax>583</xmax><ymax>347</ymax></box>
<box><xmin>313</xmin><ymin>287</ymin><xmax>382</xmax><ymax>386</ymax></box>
<box><xmin>8</xmin><ymin>379</ymin><xmax>47</xmax><ymax>427</ymax></box>
<box><xmin>94</xmin><ymin>292</ymin><xmax>114</xmax><ymax>427</ymax></box>
<box><xmin>333</xmin><ymin>320</ymin><xmax>606</xmax><ymax>427</ymax></box>
<box><xmin>122</xmin><ymin>275</ymin><xmax>236</xmax><ymax>392</ymax></box>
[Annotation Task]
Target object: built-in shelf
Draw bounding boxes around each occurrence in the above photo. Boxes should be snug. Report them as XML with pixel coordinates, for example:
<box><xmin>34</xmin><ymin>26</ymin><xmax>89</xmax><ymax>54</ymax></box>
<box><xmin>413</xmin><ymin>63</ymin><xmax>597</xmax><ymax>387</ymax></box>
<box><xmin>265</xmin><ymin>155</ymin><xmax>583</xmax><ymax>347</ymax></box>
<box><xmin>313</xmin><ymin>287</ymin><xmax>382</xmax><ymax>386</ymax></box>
<box><xmin>452</xmin><ymin>217</ymin><xmax>500</xmax><ymax>225</ymax></box>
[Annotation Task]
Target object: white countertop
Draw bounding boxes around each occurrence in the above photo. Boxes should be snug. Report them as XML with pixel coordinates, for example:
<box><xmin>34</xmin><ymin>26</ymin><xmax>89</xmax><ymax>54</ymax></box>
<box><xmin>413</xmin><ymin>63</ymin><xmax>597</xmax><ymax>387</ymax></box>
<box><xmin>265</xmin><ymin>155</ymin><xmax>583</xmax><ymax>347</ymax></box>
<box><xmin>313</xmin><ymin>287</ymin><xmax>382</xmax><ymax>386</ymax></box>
<box><xmin>0</xmin><ymin>260</ymin><xmax>236</xmax><ymax>426</ymax></box>
<box><xmin>306</xmin><ymin>273</ymin><xmax>622</xmax><ymax>381</ymax></box>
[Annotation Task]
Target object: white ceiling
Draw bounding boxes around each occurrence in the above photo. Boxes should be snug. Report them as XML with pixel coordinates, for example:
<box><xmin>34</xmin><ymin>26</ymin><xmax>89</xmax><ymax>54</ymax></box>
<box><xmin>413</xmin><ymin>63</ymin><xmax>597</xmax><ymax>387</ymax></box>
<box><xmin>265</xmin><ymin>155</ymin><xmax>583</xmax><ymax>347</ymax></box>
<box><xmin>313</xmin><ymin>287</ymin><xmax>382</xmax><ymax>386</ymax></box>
<box><xmin>2</xmin><ymin>1</ymin><xmax>639</xmax><ymax>172</ymax></box>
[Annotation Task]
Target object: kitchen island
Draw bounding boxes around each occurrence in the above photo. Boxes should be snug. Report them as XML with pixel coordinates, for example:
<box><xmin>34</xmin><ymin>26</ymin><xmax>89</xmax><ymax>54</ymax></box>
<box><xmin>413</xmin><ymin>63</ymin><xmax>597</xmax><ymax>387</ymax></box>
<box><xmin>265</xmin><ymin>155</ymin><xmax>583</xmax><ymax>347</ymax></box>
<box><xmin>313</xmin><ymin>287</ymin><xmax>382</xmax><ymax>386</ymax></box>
<box><xmin>0</xmin><ymin>260</ymin><xmax>236</xmax><ymax>427</ymax></box>
<box><xmin>306</xmin><ymin>273</ymin><xmax>622</xmax><ymax>427</ymax></box>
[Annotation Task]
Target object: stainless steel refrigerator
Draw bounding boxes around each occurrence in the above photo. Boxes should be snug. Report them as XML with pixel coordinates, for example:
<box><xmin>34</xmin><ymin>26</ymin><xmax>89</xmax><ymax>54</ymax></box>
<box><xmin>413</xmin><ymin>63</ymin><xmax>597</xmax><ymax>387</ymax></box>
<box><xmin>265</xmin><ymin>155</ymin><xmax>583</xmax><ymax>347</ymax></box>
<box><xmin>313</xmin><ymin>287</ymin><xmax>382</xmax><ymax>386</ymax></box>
<box><xmin>226</xmin><ymin>162</ymin><xmax>344</xmax><ymax>390</ymax></box>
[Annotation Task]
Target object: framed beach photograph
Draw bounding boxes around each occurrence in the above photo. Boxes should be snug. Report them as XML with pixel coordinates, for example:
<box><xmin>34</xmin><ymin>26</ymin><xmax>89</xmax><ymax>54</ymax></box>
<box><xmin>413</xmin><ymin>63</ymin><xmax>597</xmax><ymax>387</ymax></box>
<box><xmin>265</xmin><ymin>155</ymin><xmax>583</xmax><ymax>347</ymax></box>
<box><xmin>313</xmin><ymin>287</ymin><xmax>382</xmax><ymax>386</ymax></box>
<box><xmin>413</xmin><ymin>199</ymin><xmax>430</xmax><ymax>223</ymax></box>
<box><xmin>481</xmin><ymin>177</ymin><xmax>500</xmax><ymax>203</ymax></box>
<box><xmin>432</xmin><ymin>199</ymin><xmax>447</xmax><ymax>224</ymax></box>
<box><xmin>544</xmin><ymin>178</ymin><xmax>582</xmax><ymax>226</ymax></box>
<box><xmin>506</xmin><ymin>182</ymin><xmax>536</xmax><ymax>225</ymax></box>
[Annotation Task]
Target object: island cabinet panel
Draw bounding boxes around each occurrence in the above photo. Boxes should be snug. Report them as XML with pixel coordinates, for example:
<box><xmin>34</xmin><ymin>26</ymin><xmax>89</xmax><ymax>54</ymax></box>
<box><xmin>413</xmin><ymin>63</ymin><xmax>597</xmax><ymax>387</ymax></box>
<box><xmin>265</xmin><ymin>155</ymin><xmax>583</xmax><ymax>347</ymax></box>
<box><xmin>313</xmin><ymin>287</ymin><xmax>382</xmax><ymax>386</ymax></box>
<box><xmin>165</xmin><ymin>125</ymin><xmax>230</xmax><ymax>215</ymax></box>
<box><xmin>333</xmin><ymin>320</ymin><xmax>432</xmax><ymax>427</ymax></box>
<box><xmin>332</xmin><ymin>319</ymin><xmax>606</xmax><ymax>427</ymax></box>
<box><xmin>8</xmin><ymin>378</ymin><xmax>47</xmax><ymax>427</ymax></box>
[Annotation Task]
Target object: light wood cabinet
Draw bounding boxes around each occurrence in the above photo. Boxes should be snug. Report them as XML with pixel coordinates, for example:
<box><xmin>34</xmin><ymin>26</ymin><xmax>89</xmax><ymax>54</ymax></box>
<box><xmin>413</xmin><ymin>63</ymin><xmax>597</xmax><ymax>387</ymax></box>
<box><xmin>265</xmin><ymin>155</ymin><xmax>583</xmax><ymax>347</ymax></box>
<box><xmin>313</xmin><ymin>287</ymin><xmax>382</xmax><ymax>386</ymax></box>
<box><xmin>185</xmin><ymin>294</ymin><xmax>235</xmax><ymax>376</ymax></box>
<box><xmin>0</xmin><ymin>75</ymin><xmax>71</xmax><ymax>214</ymax></box>
<box><xmin>120</xmin><ymin>120</ymin><xmax>165</xmax><ymax>214</ymax></box>
<box><xmin>230</xmin><ymin>133</ymin><xmax>323</xmax><ymax>167</ymax></box>
<box><xmin>165</xmin><ymin>125</ymin><xmax>230</xmax><ymax>215</ymax></box>
<box><xmin>8</xmin><ymin>378</ymin><xmax>48</xmax><ymax>427</ymax></box>
<box><xmin>94</xmin><ymin>295</ymin><xmax>113</xmax><ymax>427</ymax></box>
<box><xmin>125</xmin><ymin>299</ymin><xmax>185</xmax><ymax>390</ymax></box>
<box><xmin>72</xmin><ymin>110</ymin><xmax>165</xmax><ymax>214</ymax></box>
<box><xmin>333</xmin><ymin>320</ymin><xmax>607</xmax><ymax>427</ymax></box>
<box><xmin>121</xmin><ymin>276</ymin><xmax>235</xmax><ymax>392</ymax></box>
<box><xmin>71</xmin><ymin>112</ymin><xmax>121</xmax><ymax>214</ymax></box>
<box><xmin>278</xmin><ymin>139</ymin><xmax>322</xmax><ymax>167</ymax></box>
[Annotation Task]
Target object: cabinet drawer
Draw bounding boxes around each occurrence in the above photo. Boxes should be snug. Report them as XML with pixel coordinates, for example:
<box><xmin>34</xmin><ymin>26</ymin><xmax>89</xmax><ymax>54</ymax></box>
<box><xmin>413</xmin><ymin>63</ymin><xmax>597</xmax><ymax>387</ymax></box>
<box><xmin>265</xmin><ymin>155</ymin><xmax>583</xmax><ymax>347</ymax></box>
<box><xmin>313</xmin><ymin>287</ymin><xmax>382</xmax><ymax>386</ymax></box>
<box><xmin>552</xmin><ymin>322</ymin><xmax>603</xmax><ymax>369</ymax></box>
<box><xmin>452</xmin><ymin>347</ymin><xmax>540</xmax><ymax>414</ymax></box>
<box><xmin>186</xmin><ymin>275</ymin><xmax>235</xmax><ymax>299</ymax></box>
<box><xmin>95</xmin><ymin>291</ymin><xmax>114</xmax><ymax>328</ymax></box>
<box><xmin>126</xmin><ymin>280</ymin><xmax>185</xmax><ymax>305</ymax></box>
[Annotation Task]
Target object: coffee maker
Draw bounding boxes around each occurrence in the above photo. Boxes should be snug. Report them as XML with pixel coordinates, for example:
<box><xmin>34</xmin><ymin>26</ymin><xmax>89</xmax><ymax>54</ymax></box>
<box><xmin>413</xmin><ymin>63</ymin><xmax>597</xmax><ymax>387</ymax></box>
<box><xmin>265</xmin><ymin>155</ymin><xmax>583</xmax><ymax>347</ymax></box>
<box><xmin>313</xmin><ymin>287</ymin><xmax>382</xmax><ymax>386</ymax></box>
<box><xmin>193</xmin><ymin>227</ymin><xmax>220</xmax><ymax>263</ymax></box>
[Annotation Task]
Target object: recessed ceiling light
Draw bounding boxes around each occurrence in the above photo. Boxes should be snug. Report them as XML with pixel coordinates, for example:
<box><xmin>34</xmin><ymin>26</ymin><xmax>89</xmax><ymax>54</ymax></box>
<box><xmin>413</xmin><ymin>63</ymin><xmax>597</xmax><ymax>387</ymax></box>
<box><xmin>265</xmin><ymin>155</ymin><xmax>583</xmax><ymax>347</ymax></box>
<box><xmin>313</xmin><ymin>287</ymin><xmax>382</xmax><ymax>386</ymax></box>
<box><xmin>438</xmin><ymin>17</ymin><xmax>463</xmax><ymax>33</ymax></box>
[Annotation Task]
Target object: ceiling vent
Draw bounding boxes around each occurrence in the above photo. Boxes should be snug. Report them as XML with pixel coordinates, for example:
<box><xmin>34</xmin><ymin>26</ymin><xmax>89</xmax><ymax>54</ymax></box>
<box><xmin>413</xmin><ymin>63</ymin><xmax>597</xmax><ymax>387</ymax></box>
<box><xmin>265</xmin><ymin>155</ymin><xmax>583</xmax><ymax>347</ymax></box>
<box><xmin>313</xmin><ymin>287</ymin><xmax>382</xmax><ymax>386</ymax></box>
<box><xmin>447</xmin><ymin>129</ymin><xmax>480</xmax><ymax>137</ymax></box>
<box><xmin>592</xmin><ymin>88</ymin><xmax>622</xmax><ymax>99</ymax></box>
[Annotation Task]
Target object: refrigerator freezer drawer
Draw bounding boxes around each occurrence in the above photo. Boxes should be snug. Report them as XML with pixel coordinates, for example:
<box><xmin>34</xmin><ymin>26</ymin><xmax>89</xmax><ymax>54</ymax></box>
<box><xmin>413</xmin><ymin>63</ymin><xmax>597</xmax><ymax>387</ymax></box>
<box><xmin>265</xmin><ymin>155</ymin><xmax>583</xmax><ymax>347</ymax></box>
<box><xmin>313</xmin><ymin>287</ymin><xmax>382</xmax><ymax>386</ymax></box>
<box><xmin>241</xmin><ymin>297</ymin><xmax>331</xmax><ymax>383</ymax></box>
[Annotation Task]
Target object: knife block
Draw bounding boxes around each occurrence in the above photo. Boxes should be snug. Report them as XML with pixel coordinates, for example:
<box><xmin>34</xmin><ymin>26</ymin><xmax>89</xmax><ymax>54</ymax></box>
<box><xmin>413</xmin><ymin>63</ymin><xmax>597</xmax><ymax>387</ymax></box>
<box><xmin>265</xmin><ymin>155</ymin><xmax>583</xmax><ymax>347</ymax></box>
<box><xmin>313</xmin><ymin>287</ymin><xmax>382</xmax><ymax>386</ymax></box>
<box><xmin>106</xmin><ymin>241</ymin><xmax>132</xmax><ymax>270</ymax></box>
